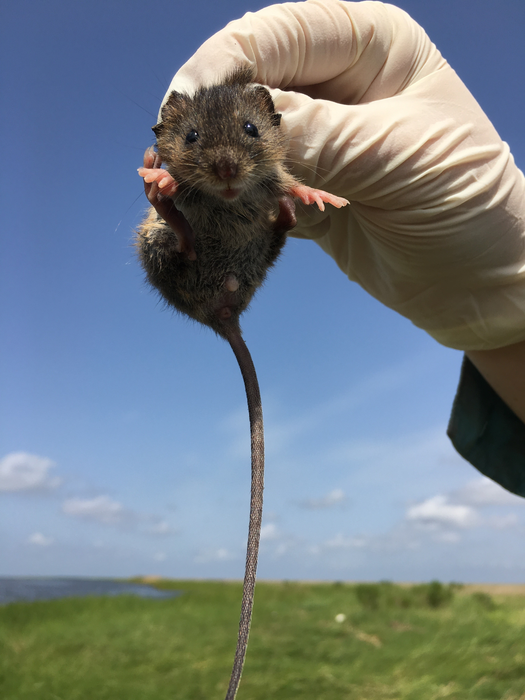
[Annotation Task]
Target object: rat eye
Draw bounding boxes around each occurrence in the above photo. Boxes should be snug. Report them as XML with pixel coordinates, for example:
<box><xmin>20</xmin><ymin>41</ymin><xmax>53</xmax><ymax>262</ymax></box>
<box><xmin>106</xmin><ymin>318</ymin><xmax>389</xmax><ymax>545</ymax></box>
<box><xmin>185</xmin><ymin>130</ymin><xmax>199</xmax><ymax>144</ymax></box>
<box><xmin>244</xmin><ymin>122</ymin><xmax>259</xmax><ymax>138</ymax></box>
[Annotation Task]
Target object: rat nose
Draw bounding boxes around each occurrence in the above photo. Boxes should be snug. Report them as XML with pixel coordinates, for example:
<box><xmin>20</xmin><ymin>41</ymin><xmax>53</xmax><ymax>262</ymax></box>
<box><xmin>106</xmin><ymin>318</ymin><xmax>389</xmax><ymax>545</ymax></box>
<box><xmin>215</xmin><ymin>157</ymin><xmax>238</xmax><ymax>181</ymax></box>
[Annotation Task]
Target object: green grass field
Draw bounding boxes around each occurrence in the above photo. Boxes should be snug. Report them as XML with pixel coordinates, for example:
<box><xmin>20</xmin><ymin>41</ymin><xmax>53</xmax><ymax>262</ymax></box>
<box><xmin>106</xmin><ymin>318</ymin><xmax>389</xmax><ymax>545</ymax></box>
<box><xmin>1</xmin><ymin>580</ymin><xmax>524</xmax><ymax>699</ymax></box>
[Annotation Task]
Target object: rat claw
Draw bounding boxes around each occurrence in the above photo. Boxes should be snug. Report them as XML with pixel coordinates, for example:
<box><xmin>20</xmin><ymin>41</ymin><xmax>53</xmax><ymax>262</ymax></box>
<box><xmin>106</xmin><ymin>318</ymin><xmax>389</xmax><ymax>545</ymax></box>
<box><xmin>138</xmin><ymin>166</ymin><xmax>179</xmax><ymax>197</ymax></box>
<box><xmin>289</xmin><ymin>184</ymin><xmax>349</xmax><ymax>211</ymax></box>
<box><xmin>311</xmin><ymin>193</ymin><xmax>325</xmax><ymax>212</ymax></box>
<box><xmin>143</xmin><ymin>146</ymin><xmax>163</xmax><ymax>170</ymax></box>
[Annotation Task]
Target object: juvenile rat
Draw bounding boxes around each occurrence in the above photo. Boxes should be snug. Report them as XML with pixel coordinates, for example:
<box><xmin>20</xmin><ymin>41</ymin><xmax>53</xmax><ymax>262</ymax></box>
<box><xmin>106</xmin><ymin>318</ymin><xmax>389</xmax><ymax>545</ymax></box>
<box><xmin>135</xmin><ymin>67</ymin><xmax>348</xmax><ymax>699</ymax></box>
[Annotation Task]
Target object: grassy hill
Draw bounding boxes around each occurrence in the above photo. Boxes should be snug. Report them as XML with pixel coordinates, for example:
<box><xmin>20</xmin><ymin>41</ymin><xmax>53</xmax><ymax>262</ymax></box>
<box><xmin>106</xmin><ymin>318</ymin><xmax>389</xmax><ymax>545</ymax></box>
<box><xmin>1</xmin><ymin>579</ymin><xmax>524</xmax><ymax>699</ymax></box>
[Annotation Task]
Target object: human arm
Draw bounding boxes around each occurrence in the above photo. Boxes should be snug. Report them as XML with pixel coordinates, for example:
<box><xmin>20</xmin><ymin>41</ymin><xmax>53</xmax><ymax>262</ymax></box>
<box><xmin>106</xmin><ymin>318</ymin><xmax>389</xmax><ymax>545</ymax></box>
<box><xmin>161</xmin><ymin>0</ymin><xmax>525</xmax><ymax>353</ymax></box>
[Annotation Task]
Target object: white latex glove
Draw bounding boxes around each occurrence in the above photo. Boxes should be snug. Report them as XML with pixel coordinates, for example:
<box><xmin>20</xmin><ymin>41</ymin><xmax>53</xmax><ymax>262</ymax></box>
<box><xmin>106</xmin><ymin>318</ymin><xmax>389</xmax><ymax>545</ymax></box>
<box><xmin>162</xmin><ymin>0</ymin><xmax>525</xmax><ymax>351</ymax></box>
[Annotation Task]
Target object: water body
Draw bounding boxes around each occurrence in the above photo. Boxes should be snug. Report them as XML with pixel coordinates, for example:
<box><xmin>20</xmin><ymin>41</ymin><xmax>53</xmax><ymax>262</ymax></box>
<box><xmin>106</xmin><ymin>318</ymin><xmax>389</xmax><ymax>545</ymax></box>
<box><xmin>0</xmin><ymin>577</ymin><xmax>182</xmax><ymax>605</ymax></box>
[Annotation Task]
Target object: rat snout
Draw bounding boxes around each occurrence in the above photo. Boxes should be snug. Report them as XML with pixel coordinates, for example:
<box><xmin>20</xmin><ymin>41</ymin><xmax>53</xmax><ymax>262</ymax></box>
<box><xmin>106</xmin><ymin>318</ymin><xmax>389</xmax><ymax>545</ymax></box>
<box><xmin>214</xmin><ymin>156</ymin><xmax>238</xmax><ymax>181</ymax></box>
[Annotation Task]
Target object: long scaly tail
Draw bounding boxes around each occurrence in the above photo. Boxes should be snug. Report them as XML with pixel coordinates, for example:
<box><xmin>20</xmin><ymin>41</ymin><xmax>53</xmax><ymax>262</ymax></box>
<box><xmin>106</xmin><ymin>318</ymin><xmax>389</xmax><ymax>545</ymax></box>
<box><xmin>224</xmin><ymin>330</ymin><xmax>265</xmax><ymax>700</ymax></box>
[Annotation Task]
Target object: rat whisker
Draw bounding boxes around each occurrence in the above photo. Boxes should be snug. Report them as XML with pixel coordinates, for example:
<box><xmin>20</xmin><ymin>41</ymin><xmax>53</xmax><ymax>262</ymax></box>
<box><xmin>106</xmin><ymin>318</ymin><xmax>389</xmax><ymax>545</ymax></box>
<box><xmin>114</xmin><ymin>85</ymin><xmax>158</xmax><ymax>119</ymax></box>
<box><xmin>285</xmin><ymin>158</ymin><xmax>331</xmax><ymax>183</ymax></box>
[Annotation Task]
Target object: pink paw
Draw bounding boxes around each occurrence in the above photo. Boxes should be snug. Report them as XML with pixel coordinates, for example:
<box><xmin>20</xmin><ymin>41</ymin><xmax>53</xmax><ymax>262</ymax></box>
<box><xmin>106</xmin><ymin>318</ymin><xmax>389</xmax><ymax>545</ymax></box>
<box><xmin>289</xmin><ymin>184</ymin><xmax>349</xmax><ymax>212</ymax></box>
<box><xmin>138</xmin><ymin>166</ymin><xmax>178</xmax><ymax>197</ymax></box>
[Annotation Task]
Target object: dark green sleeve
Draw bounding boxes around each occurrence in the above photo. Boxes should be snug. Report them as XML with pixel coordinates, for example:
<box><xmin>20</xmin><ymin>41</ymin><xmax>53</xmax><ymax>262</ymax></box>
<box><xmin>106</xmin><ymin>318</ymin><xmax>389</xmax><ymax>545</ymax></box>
<box><xmin>448</xmin><ymin>356</ymin><xmax>525</xmax><ymax>498</ymax></box>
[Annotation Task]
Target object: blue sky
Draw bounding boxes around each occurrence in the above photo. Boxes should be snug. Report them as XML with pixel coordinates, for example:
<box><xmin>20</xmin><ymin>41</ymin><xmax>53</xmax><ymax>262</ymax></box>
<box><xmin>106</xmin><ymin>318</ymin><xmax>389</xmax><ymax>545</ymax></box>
<box><xmin>1</xmin><ymin>0</ymin><xmax>524</xmax><ymax>583</ymax></box>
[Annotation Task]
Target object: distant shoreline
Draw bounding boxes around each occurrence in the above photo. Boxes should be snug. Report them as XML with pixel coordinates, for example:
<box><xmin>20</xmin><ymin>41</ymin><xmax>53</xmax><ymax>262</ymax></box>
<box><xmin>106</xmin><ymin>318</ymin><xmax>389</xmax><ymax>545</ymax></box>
<box><xmin>135</xmin><ymin>577</ymin><xmax>525</xmax><ymax>596</ymax></box>
<box><xmin>2</xmin><ymin>577</ymin><xmax>523</xmax><ymax>599</ymax></box>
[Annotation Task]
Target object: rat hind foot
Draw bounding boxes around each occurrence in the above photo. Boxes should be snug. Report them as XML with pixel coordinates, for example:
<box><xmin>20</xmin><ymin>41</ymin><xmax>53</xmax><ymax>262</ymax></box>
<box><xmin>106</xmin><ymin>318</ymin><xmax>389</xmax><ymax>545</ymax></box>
<box><xmin>289</xmin><ymin>184</ymin><xmax>349</xmax><ymax>212</ymax></box>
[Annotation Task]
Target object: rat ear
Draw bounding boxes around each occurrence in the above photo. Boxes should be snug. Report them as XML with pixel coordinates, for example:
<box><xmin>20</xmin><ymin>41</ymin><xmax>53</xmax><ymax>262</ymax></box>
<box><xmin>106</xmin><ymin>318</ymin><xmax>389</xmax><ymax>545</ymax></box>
<box><xmin>251</xmin><ymin>85</ymin><xmax>281</xmax><ymax>126</ymax></box>
<box><xmin>164</xmin><ymin>90</ymin><xmax>186</xmax><ymax>108</ymax></box>
<box><xmin>252</xmin><ymin>85</ymin><xmax>274</xmax><ymax>111</ymax></box>
<box><xmin>153</xmin><ymin>89</ymin><xmax>188</xmax><ymax>138</ymax></box>
<box><xmin>159</xmin><ymin>90</ymin><xmax>188</xmax><ymax>124</ymax></box>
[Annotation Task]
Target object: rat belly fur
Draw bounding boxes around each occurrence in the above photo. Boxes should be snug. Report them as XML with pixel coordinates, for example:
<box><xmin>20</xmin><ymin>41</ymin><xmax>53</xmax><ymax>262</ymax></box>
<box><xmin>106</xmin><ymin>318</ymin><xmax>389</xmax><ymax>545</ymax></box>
<box><xmin>136</xmin><ymin>188</ymin><xmax>288</xmax><ymax>337</ymax></box>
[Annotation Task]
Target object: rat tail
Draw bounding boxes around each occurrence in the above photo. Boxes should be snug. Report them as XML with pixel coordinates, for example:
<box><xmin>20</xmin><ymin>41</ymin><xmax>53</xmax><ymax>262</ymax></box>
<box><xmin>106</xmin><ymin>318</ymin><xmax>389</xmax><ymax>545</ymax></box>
<box><xmin>224</xmin><ymin>331</ymin><xmax>265</xmax><ymax>700</ymax></box>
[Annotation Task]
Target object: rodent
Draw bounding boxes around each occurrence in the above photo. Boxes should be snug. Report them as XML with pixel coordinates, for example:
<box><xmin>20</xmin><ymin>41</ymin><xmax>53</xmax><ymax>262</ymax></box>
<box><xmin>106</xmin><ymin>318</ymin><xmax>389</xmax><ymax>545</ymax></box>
<box><xmin>135</xmin><ymin>66</ymin><xmax>348</xmax><ymax>700</ymax></box>
<box><xmin>136</xmin><ymin>67</ymin><xmax>300</xmax><ymax>339</ymax></box>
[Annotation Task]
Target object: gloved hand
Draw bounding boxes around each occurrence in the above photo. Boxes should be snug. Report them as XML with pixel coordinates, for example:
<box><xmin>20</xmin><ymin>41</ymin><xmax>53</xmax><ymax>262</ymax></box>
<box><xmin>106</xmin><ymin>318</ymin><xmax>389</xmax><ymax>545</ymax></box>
<box><xmin>156</xmin><ymin>0</ymin><xmax>525</xmax><ymax>351</ymax></box>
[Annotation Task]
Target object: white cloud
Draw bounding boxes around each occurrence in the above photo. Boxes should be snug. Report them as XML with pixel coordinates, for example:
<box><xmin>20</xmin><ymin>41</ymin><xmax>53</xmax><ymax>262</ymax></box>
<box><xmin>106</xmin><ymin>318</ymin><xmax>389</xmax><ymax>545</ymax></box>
<box><xmin>404</xmin><ymin>477</ymin><xmax>523</xmax><ymax>537</ymax></box>
<box><xmin>0</xmin><ymin>452</ymin><xmax>61</xmax><ymax>492</ymax></box>
<box><xmin>153</xmin><ymin>552</ymin><xmax>167</xmax><ymax>562</ymax></box>
<box><xmin>325</xmin><ymin>533</ymin><xmax>367</xmax><ymax>549</ymax></box>
<box><xmin>406</xmin><ymin>495</ymin><xmax>477</xmax><ymax>528</ymax></box>
<box><xmin>275</xmin><ymin>542</ymin><xmax>290</xmax><ymax>556</ymax></box>
<box><xmin>258</xmin><ymin>525</ymin><xmax>303</xmax><ymax>557</ymax></box>
<box><xmin>144</xmin><ymin>519</ymin><xmax>173</xmax><ymax>536</ymax></box>
<box><xmin>27</xmin><ymin>532</ymin><xmax>54</xmax><ymax>546</ymax></box>
<box><xmin>62</xmin><ymin>495</ymin><xmax>126</xmax><ymax>525</ymax></box>
<box><xmin>260</xmin><ymin>523</ymin><xmax>280</xmax><ymax>541</ymax></box>
<box><xmin>62</xmin><ymin>495</ymin><xmax>176</xmax><ymax>535</ymax></box>
<box><xmin>452</xmin><ymin>477</ymin><xmax>524</xmax><ymax>507</ymax></box>
<box><xmin>194</xmin><ymin>547</ymin><xmax>237</xmax><ymax>563</ymax></box>
<box><xmin>298</xmin><ymin>488</ymin><xmax>347</xmax><ymax>510</ymax></box>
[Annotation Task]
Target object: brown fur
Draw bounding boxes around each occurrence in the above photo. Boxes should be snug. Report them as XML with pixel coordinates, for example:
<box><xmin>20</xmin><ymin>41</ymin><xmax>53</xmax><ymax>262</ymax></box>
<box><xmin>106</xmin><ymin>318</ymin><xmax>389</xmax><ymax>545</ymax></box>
<box><xmin>135</xmin><ymin>67</ymin><xmax>298</xmax><ymax>338</ymax></box>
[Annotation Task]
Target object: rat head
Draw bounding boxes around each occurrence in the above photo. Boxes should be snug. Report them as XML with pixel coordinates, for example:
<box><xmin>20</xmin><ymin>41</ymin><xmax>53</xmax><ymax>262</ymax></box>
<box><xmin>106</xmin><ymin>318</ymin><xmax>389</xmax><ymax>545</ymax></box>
<box><xmin>152</xmin><ymin>68</ymin><xmax>288</xmax><ymax>202</ymax></box>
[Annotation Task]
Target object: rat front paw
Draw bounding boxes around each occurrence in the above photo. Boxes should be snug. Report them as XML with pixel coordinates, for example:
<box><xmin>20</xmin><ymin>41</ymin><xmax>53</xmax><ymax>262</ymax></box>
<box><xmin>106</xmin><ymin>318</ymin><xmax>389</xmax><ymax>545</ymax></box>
<box><xmin>289</xmin><ymin>184</ymin><xmax>349</xmax><ymax>212</ymax></box>
<box><xmin>139</xmin><ymin>146</ymin><xmax>179</xmax><ymax>199</ymax></box>
<box><xmin>139</xmin><ymin>147</ymin><xmax>195</xmax><ymax>260</ymax></box>
<box><xmin>138</xmin><ymin>166</ymin><xmax>178</xmax><ymax>197</ymax></box>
